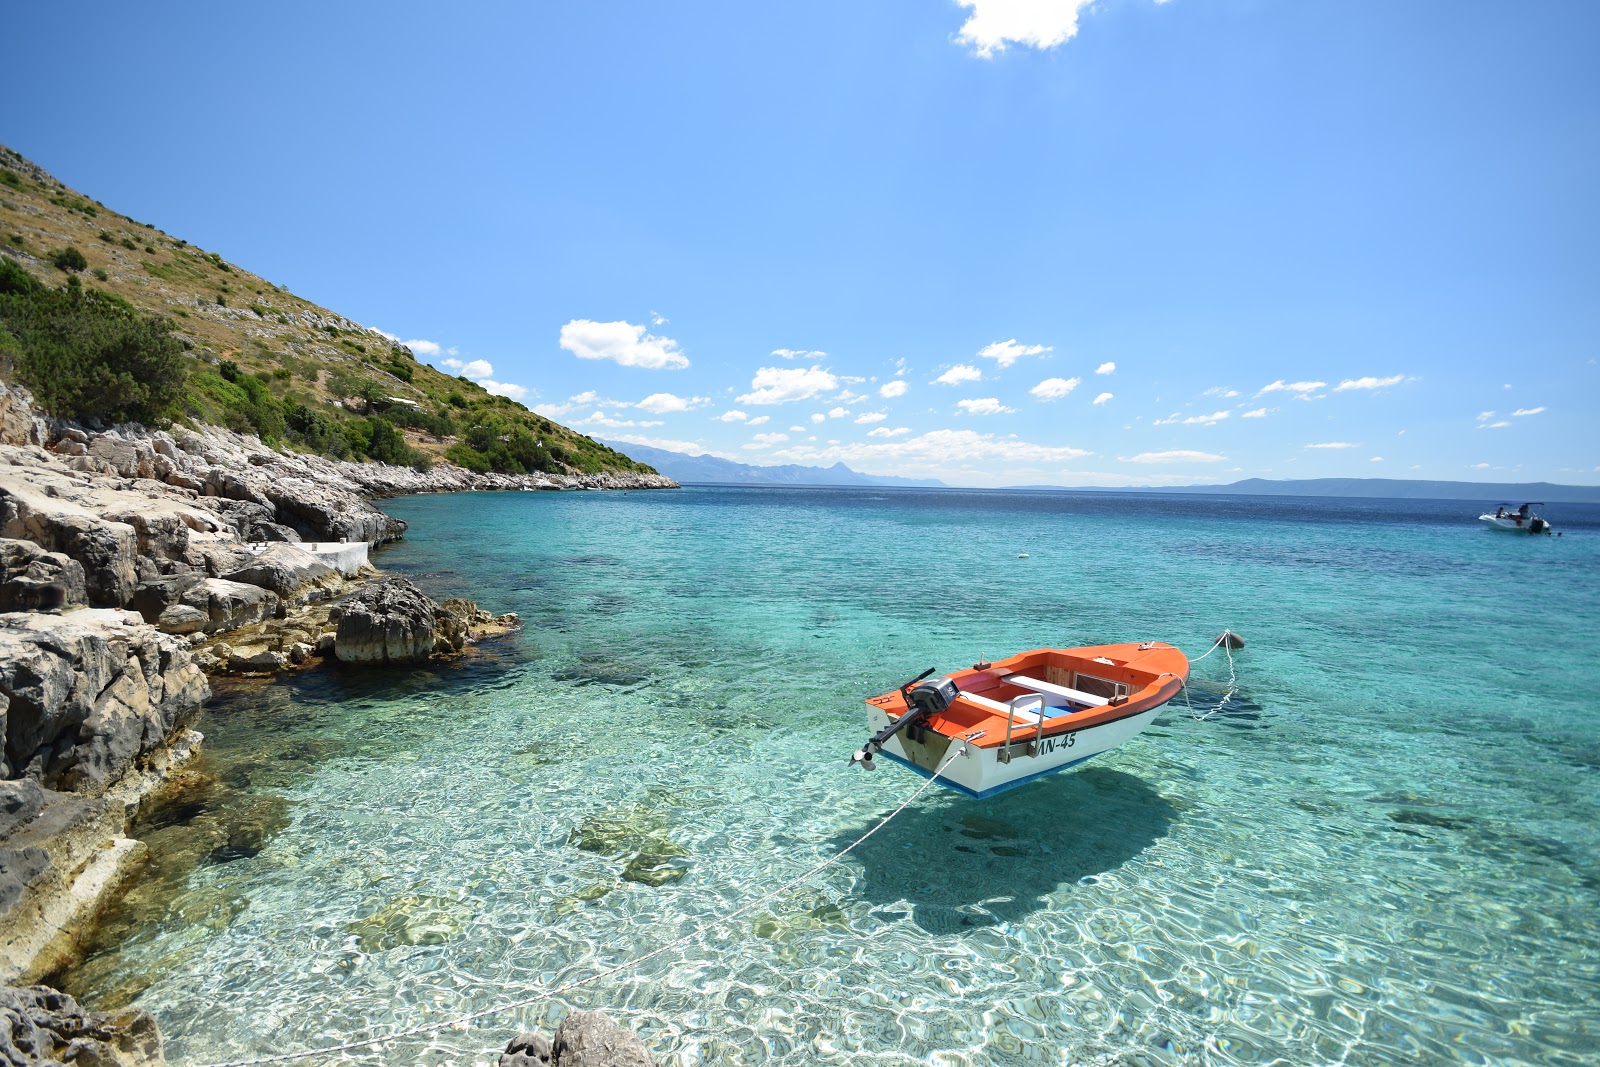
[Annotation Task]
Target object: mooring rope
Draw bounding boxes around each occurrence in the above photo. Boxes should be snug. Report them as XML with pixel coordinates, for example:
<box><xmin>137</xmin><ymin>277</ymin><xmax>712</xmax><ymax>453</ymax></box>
<box><xmin>1182</xmin><ymin>630</ymin><xmax>1240</xmax><ymax>722</ymax></box>
<box><xmin>199</xmin><ymin>746</ymin><xmax>967</xmax><ymax>1067</ymax></box>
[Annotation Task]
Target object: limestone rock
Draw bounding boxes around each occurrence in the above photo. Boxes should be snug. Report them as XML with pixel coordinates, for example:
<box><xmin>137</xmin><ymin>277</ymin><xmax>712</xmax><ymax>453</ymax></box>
<box><xmin>0</xmin><ymin>984</ymin><xmax>163</xmax><ymax>1067</ymax></box>
<box><xmin>0</xmin><ymin>609</ymin><xmax>210</xmax><ymax>790</ymax></box>
<box><xmin>501</xmin><ymin>1032</ymin><xmax>553</xmax><ymax>1066</ymax></box>
<box><xmin>547</xmin><ymin>1012</ymin><xmax>656</xmax><ymax>1067</ymax></box>
<box><xmin>0</xmin><ymin>538</ymin><xmax>87</xmax><ymax>613</ymax></box>
<box><xmin>334</xmin><ymin>577</ymin><xmax>437</xmax><ymax>666</ymax></box>
<box><xmin>178</xmin><ymin>578</ymin><xmax>279</xmax><ymax>634</ymax></box>
<box><xmin>227</xmin><ymin>649</ymin><xmax>286</xmax><ymax>673</ymax></box>
<box><xmin>221</xmin><ymin>544</ymin><xmax>335</xmax><ymax>600</ymax></box>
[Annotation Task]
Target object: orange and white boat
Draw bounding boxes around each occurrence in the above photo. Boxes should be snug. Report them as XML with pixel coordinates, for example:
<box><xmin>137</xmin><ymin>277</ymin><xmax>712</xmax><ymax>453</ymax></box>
<box><xmin>853</xmin><ymin>642</ymin><xmax>1190</xmax><ymax>798</ymax></box>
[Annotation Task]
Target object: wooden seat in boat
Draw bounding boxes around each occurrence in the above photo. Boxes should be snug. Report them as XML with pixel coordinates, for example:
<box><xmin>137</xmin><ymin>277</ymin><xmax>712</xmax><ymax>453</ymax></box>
<box><xmin>1004</xmin><ymin>674</ymin><xmax>1110</xmax><ymax>707</ymax></box>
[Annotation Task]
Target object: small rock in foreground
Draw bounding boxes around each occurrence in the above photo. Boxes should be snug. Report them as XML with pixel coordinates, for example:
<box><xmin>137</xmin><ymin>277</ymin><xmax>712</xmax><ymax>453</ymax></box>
<box><xmin>501</xmin><ymin>1011</ymin><xmax>657</xmax><ymax>1067</ymax></box>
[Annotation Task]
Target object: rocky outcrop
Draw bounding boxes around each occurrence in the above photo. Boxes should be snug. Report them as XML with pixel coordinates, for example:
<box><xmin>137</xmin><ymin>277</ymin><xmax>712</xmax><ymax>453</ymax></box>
<box><xmin>0</xmin><ymin>610</ymin><xmax>209</xmax><ymax>790</ymax></box>
<box><xmin>332</xmin><ymin>577</ymin><xmax>519</xmax><ymax>666</ymax></box>
<box><xmin>0</xmin><ymin>984</ymin><xmax>163</xmax><ymax>1066</ymax></box>
<box><xmin>499</xmin><ymin>1012</ymin><xmax>658</xmax><ymax>1067</ymax></box>
<box><xmin>0</xmin><ymin>539</ymin><xmax>86</xmax><ymax>613</ymax></box>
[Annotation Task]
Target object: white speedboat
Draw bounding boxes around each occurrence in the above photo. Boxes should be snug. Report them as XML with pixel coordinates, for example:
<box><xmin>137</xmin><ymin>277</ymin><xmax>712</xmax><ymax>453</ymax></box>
<box><xmin>1479</xmin><ymin>503</ymin><xmax>1554</xmax><ymax>535</ymax></box>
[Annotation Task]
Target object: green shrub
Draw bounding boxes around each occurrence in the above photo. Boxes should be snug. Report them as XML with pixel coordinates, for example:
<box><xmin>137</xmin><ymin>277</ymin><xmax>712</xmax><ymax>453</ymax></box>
<box><xmin>92</xmin><ymin>267</ymin><xmax>108</xmax><ymax>281</ymax></box>
<box><xmin>7</xmin><ymin>234</ymin><xmax>22</xmax><ymax>248</ymax></box>
<box><xmin>0</xmin><ymin>260</ymin><xmax>188</xmax><ymax>424</ymax></box>
<box><xmin>50</xmin><ymin>246</ymin><xmax>87</xmax><ymax>272</ymax></box>
<box><xmin>98</xmin><ymin>230</ymin><xmax>116</xmax><ymax>243</ymax></box>
<box><xmin>0</xmin><ymin>170</ymin><xmax>21</xmax><ymax>190</ymax></box>
<box><xmin>120</xmin><ymin>237</ymin><xmax>137</xmax><ymax>251</ymax></box>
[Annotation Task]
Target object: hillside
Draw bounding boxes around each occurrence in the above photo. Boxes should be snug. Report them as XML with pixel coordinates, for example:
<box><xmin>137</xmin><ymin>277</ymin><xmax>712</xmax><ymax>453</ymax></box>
<box><xmin>601</xmin><ymin>440</ymin><xmax>948</xmax><ymax>487</ymax></box>
<box><xmin>0</xmin><ymin>145</ymin><xmax>655</xmax><ymax>480</ymax></box>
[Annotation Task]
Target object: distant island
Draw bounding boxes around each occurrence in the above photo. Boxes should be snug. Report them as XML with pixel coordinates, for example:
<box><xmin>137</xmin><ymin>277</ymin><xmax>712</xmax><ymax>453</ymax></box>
<box><xmin>599</xmin><ymin>440</ymin><xmax>946</xmax><ymax>487</ymax></box>
<box><xmin>1006</xmin><ymin>477</ymin><xmax>1600</xmax><ymax>503</ymax></box>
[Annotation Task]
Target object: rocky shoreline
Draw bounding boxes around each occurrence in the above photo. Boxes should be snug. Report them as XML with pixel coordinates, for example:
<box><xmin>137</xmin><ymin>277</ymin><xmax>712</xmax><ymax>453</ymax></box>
<box><xmin>0</xmin><ymin>378</ymin><xmax>675</xmax><ymax>1063</ymax></box>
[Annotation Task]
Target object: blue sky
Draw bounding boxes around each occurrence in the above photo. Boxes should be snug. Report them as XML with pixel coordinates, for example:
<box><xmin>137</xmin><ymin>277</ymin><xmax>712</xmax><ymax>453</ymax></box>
<box><xmin>9</xmin><ymin>1</ymin><xmax>1598</xmax><ymax>486</ymax></box>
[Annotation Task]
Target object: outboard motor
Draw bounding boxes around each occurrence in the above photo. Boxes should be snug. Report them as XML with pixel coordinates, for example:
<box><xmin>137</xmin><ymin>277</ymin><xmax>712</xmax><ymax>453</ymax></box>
<box><xmin>908</xmin><ymin>676</ymin><xmax>958</xmax><ymax>716</ymax></box>
<box><xmin>851</xmin><ymin>669</ymin><xmax>960</xmax><ymax>771</ymax></box>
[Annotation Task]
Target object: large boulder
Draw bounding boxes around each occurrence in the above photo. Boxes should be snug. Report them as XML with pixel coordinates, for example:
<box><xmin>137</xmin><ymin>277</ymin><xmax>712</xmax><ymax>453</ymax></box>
<box><xmin>0</xmin><ymin>539</ymin><xmax>87</xmax><ymax>613</ymax></box>
<box><xmin>0</xmin><ymin>984</ymin><xmax>163</xmax><ymax>1066</ymax></box>
<box><xmin>0</xmin><ymin>609</ymin><xmax>210</xmax><ymax>789</ymax></box>
<box><xmin>333</xmin><ymin>577</ymin><xmax>438</xmax><ymax>666</ymax></box>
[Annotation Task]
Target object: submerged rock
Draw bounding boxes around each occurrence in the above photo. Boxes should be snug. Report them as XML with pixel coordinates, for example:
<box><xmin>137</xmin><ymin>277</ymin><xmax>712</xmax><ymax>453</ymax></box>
<box><xmin>500</xmin><ymin>1011</ymin><xmax>657</xmax><ymax>1067</ymax></box>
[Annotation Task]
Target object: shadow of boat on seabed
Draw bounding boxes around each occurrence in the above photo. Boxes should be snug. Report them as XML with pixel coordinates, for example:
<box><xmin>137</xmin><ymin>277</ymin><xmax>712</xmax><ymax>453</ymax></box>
<box><xmin>831</xmin><ymin>768</ymin><xmax>1177</xmax><ymax>933</ymax></box>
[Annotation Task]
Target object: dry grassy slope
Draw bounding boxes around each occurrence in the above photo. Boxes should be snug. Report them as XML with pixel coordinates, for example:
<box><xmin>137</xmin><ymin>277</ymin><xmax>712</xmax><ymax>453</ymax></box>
<box><xmin>0</xmin><ymin>144</ymin><xmax>653</xmax><ymax>477</ymax></box>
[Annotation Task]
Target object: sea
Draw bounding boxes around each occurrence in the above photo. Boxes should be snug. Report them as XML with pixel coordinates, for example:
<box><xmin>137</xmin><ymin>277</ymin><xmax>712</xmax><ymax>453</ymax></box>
<box><xmin>58</xmin><ymin>487</ymin><xmax>1600</xmax><ymax>1067</ymax></box>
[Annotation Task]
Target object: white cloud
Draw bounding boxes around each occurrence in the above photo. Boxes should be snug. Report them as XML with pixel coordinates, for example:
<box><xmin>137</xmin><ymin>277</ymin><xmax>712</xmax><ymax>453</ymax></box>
<box><xmin>650</xmin><ymin>310</ymin><xmax>668</xmax><ymax>326</ymax></box>
<box><xmin>738</xmin><ymin>365</ymin><xmax>839</xmax><ymax>405</ymax></box>
<box><xmin>1370</xmin><ymin>456</ymin><xmax>1384</xmax><ymax>463</ymax></box>
<box><xmin>560</xmin><ymin>319</ymin><xmax>688</xmax><ymax>369</ymax></box>
<box><xmin>1031</xmin><ymin>376</ymin><xmax>1082</xmax><ymax>400</ymax></box>
<box><xmin>1203</xmin><ymin>386</ymin><xmax>1239</xmax><ymax>399</ymax></box>
<box><xmin>879</xmin><ymin>379</ymin><xmax>909</xmax><ymax>399</ymax></box>
<box><xmin>1470</xmin><ymin>463</ymin><xmax>1492</xmax><ymax>470</ymax></box>
<box><xmin>789</xmin><ymin>425</ymin><xmax>806</xmax><ymax>432</ymax></box>
<box><xmin>855</xmin><ymin>412</ymin><xmax>888</xmax><ymax>425</ymax></box>
<box><xmin>479</xmin><ymin>381</ymin><xmax>529</xmax><ymax>401</ymax></box>
<box><xmin>606</xmin><ymin>433</ymin><xmax>739</xmax><ymax>461</ymax></box>
<box><xmin>810</xmin><ymin>413</ymin><xmax>826</xmax><ymax>424</ymax></box>
<box><xmin>441</xmin><ymin>357</ymin><xmax>495</xmax><ymax>379</ymax></box>
<box><xmin>772</xmin><ymin>348</ymin><xmax>826</xmax><ymax>360</ymax></box>
<box><xmin>1257</xmin><ymin>379</ymin><xmax>1327</xmax><ymax>398</ymax></box>
<box><xmin>1154</xmin><ymin>410</ymin><xmax>1231</xmax><ymax>427</ymax></box>
<box><xmin>717</xmin><ymin>410</ymin><xmax>749</xmax><ymax>423</ymax></box>
<box><xmin>977</xmin><ymin>339</ymin><xmax>1051</xmax><ymax>368</ymax></box>
<box><xmin>405</xmin><ymin>338</ymin><xmax>442</xmax><ymax>356</ymax></box>
<box><xmin>1240</xmin><ymin>408</ymin><xmax>1268</xmax><ymax>418</ymax></box>
<box><xmin>1334</xmin><ymin>374</ymin><xmax>1405</xmax><ymax>392</ymax></box>
<box><xmin>955</xmin><ymin>0</ymin><xmax>1096</xmax><ymax>58</ymax></box>
<box><xmin>868</xmin><ymin>426</ymin><xmax>911</xmax><ymax>438</ymax></box>
<box><xmin>1305</xmin><ymin>441</ymin><xmax>1360</xmax><ymax>449</ymax></box>
<box><xmin>1095</xmin><ymin>361</ymin><xmax>1116</xmax><ymax>376</ymax></box>
<box><xmin>1123</xmin><ymin>450</ymin><xmax>1226</xmax><ymax>464</ymax></box>
<box><xmin>934</xmin><ymin>364</ymin><xmax>983</xmax><ymax>386</ymax></box>
<box><xmin>827</xmin><ymin>407</ymin><xmax>849</xmax><ymax>419</ymax></box>
<box><xmin>744</xmin><ymin>432</ymin><xmax>790</xmax><ymax>450</ymax></box>
<box><xmin>1479</xmin><ymin>420</ymin><xmax>1512</xmax><ymax>430</ymax></box>
<box><xmin>1512</xmin><ymin>406</ymin><xmax>1546</xmax><ymax>417</ymax></box>
<box><xmin>957</xmin><ymin>397</ymin><xmax>1016</xmax><ymax>416</ymax></box>
<box><xmin>571</xmin><ymin>409</ymin><xmax>664</xmax><ymax>429</ymax></box>
<box><xmin>748</xmin><ymin>415</ymin><xmax>770</xmax><ymax>426</ymax></box>
<box><xmin>1092</xmin><ymin>392</ymin><xmax>1113</xmax><ymax>405</ymax></box>
<box><xmin>771</xmin><ymin>428</ymin><xmax>1092</xmax><ymax>473</ymax></box>
<box><xmin>635</xmin><ymin>392</ymin><xmax>707</xmax><ymax>414</ymax></box>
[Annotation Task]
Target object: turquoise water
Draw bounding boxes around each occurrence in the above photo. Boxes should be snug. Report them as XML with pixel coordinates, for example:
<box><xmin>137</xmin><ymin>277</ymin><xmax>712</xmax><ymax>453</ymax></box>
<box><xmin>64</xmin><ymin>488</ymin><xmax>1600</xmax><ymax>1066</ymax></box>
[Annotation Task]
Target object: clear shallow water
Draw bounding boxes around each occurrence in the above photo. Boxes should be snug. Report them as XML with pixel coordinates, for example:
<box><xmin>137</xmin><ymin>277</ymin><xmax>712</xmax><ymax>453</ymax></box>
<box><xmin>62</xmin><ymin>488</ymin><xmax>1600</xmax><ymax>1066</ymax></box>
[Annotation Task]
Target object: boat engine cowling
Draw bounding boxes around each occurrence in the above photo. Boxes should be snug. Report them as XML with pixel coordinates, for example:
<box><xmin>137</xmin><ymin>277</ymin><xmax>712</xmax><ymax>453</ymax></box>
<box><xmin>908</xmin><ymin>676</ymin><xmax>959</xmax><ymax>716</ymax></box>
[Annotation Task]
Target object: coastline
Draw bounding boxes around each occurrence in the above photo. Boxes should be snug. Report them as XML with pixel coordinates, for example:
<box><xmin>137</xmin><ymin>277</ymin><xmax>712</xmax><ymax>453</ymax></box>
<box><xmin>0</xmin><ymin>374</ymin><xmax>675</xmax><ymax>1023</ymax></box>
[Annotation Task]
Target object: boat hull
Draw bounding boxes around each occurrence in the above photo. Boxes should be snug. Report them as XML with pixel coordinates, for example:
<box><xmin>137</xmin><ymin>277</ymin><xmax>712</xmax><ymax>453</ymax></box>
<box><xmin>866</xmin><ymin>704</ymin><xmax>1162</xmax><ymax>799</ymax></box>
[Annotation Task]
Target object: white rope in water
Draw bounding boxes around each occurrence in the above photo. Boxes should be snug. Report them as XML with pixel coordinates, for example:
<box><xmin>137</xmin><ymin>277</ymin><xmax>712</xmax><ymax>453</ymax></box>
<box><xmin>200</xmin><ymin>746</ymin><xmax>968</xmax><ymax>1067</ymax></box>
<box><xmin>1182</xmin><ymin>631</ymin><xmax>1240</xmax><ymax>722</ymax></box>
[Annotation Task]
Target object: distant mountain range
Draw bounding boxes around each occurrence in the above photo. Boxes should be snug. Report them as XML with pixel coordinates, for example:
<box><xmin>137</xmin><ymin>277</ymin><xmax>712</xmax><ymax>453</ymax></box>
<box><xmin>599</xmin><ymin>441</ymin><xmax>946</xmax><ymax>487</ymax></box>
<box><xmin>1007</xmin><ymin>477</ymin><xmax>1600</xmax><ymax>503</ymax></box>
<box><xmin>603</xmin><ymin>441</ymin><xmax>1599</xmax><ymax>501</ymax></box>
